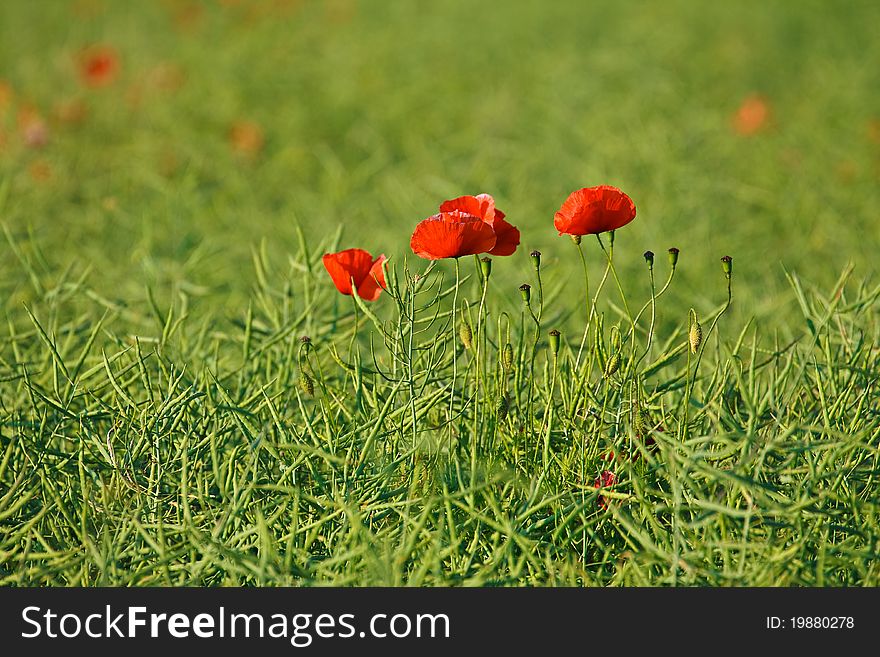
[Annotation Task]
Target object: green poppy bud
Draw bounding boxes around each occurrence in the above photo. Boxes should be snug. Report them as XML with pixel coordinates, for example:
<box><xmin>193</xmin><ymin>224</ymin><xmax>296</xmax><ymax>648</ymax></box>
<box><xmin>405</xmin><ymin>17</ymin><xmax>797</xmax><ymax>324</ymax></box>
<box><xmin>530</xmin><ymin>250</ymin><xmax>541</xmax><ymax>271</ymax></box>
<box><xmin>480</xmin><ymin>256</ymin><xmax>492</xmax><ymax>281</ymax></box>
<box><xmin>548</xmin><ymin>329</ymin><xmax>561</xmax><ymax>358</ymax></box>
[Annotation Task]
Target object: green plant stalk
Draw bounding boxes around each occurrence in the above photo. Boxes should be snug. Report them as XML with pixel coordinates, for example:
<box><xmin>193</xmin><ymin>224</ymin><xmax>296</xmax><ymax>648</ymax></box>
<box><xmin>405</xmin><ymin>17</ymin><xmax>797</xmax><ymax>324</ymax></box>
<box><xmin>681</xmin><ymin>275</ymin><xmax>733</xmax><ymax>438</ymax></box>
<box><xmin>448</xmin><ymin>257</ymin><xmax>462</xmax><ymax>444</ymax></box>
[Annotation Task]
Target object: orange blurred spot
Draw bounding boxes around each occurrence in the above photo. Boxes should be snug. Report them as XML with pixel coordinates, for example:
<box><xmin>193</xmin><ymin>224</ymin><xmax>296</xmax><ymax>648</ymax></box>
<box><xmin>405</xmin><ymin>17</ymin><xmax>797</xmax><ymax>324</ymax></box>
<box><xmin>229</xmin><ymin>120</ymin><xmax>265</xmax><ymax>157</ymax></box>
<box><xmin>159</xmin><ymin>149</ymin><xmax>180</xmax><ymax>178</ymax></box>
<box><xmin>0</xmin><ymin>80</ymin><xmax>13</xmax><ymax>116</ymax></box>
<box><xmin>168</xmin><ymin>0</ymin><xmax>204</xmax><ymax>32</ymax></box>
<box><xmin>867</xmin><ymin>119</ymin><xmax>880</xmax><ymax>145</ymax></box>
<box><xmin>80</xmin><ymin>45</ymin><xmax>120</xmax><ymax>87</ymax></box>
<box><xmin>53</xmin><ymin>98</ymin><xmax>89</xmax><ymax>125</ymax></box>
<box><xmin>18</xmin><ymin>106</ymin><xmax>49</xmax><ymax>148</ymax></box>
<box><xmin>147</xmin><ymin>62</ymin><xmax>186</xmax><ymax>93</ymax></box>
<box><xmin>732</xmin><ymin>94</ymin><xmax>771</xmax><ymax>135</ymax></box>
<box><xmin>836</xmin><ymin>160</ymin><xmax>858</xmax><ymax>184</ymax></box>
<box><xmin>28</xmin><ymin>159</ymin><xmax>53</xmax><ymax>182</ymax></box>
<box><xmin>71</xmin><ymin>0</ymin><xmax>106</xmax><ymax>17</ymax></box>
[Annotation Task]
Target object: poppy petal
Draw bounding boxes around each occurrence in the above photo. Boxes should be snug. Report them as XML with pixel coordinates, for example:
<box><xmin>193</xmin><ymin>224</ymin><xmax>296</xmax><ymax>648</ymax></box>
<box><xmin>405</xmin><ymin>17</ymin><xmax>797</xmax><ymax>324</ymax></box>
<box><xmin>487</xmin><ymin>215</ymin><xmax>520</xmax><ymax>256</ymax></box>
<box><xmin>410</xmin><ymin>212</ymin><xmax>496</xmax><ymax>260</ymax></box>
<box><xmin>322</xmin><ymin>248</ymin><xmax>374</xmax><ymax>296</ymax></box>
<box><xmin>356</xmin><ymin>254</ymin><xmax>387</xmax><ymax>301</ymax></box>
<box><xmin>440</xmin><ymin>195</ymin><xmax>486</xmax><ymax>220</ymax></box>
<box><xmin>554</xmin><ymin>186</ymin><xmax>636</xmax><ymax>236</ymax></box>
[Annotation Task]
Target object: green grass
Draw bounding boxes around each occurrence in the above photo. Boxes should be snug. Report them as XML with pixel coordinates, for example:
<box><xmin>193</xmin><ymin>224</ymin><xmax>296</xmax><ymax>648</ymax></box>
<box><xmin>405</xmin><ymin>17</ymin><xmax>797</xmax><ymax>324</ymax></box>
<box><xmin>1</xmin><ymin>0</ymin><xmax>880</xmax><ymax>586</ymax></box>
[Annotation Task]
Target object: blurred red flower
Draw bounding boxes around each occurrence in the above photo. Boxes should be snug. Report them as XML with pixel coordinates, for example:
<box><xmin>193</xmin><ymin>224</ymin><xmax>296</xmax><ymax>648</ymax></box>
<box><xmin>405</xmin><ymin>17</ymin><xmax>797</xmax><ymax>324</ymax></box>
<box><xmin>593</xmin><ymin>470</ymin><xmax>618</xmax><ymax>509</ymax></box>
<box><xmin>410</xmin><ymin>210</ymin><xmax>497</xmax><ymax>260</ymax></box>
<box><xmin>322</xmin><ymin>248</ymin><xmax>387</xmax><ymax>301</ymax></box>
<box><xmin>732</xmin><ymin>95</ymin><xmax>770</xmax><ymax>135</ymax></box>
<box><xmin>554</xmin><ymin>185</ymin><xmax>636</xmax><ymax>236</ymax></box>
<box><xmin>439</xmin><ymin>193</ymin><xmax>520</xmax><ymax>256</ymax></box>
<box><xmin>80</xmin><ymin>46</ymin><xmax>119</xmax><ymax>87</ymax></box>
<box><xmin>229</xmin><ymin>120</ymin><xmax>265</xmax><ymax>157</ymax></box>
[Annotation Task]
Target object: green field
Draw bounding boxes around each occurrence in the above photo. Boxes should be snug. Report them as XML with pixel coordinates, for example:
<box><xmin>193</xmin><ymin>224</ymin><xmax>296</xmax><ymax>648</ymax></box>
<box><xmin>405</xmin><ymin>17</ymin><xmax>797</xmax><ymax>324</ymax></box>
<box><xmin>1</xmin><ymin>0</ymin><xmax>880</xmax><ymax>586</ymax></box>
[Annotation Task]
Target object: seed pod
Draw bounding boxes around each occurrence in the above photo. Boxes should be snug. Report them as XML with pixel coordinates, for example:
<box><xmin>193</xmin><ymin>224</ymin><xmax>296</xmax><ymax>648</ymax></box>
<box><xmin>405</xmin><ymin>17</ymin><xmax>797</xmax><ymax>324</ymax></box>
<box><xmin>689</xmin><ymin>317</ymin><xmax>703</xmax><ymax>354</ymax></box>
<box><xmin>634</xmin><ymin>410</ymin><xmax>650</xmax><ymax>437</ymax></box>
<box><xmin>497</xmin><ymin>393</ymin><xmax>509</xmax><ymax>422</ymax></box>
<box><xmin>548</xmin><ymin>329</ymin><xmax>561</xmax><ymax>357</ymax></box>
<box><xmin>643</xmin><ymin>250</ymin><xmax>654</xmax><ymax>270</ymax></box>
<box><xmin>502</xmin><ymin>343</ymin><xmax>514</xmax><ymax>372</ymax></box>
<box><xmin>480</xmin><ymin>256</ymin><xmax>492</xmax><ymax>281</ymax></box>
<box><xmin>519</xmin><ymin>283</ymin><xmax>531</xmax><ymax>304</ymax></box>
<box><xmin>721</xmin><ymin>255</ymin><xmax>733</xmax><ymax>278</ymax></box>
<box><xmin>459</xmin><ymin>321</ymin><xmax>473</xmax><ymax>350</ymax></box>
<box><xmin>667</xmin><ymin>247</ymin><xmax>680</xmax><ymax>269</ymax></box>
<box><xmin>604</xmin><ymin>352</ymin><xmax>621</xmax><ymax>378</ymax></box>
<box><xmin>530</xmin><ymin>250</ymin><xmax>541</xmax><ymax>271</ymax></box>
<box><xmin>299</xmin><ymin>372</ymin><xmax>314</xmax><ymax>396</ymax></box>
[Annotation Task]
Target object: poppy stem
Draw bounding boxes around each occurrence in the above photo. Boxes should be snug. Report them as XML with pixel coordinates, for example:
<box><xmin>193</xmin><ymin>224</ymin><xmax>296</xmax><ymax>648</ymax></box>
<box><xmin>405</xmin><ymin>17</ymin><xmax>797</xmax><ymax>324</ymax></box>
<box><xmin>681</xmin><ymin>272</ymin><xmax>733</xmax><ymax>438</ymax></box>
<box><xmin>576</xmin><ymin>241</ymin><xmax>591</xmax><ymax>335</ymax></box>
<box><xmin>449</xmin><ymin>257</ymin><xmax>462</xmax><ymax>440</ymax></box>
<box><xmin>597</xmin><ymin>234</ymin><xmax>636</xmax><ymax>358</ymax></box>
<box><xmin>633</xmin><ymin>264</ymin><xmax>657</xmax><ymax>371</ymax></box>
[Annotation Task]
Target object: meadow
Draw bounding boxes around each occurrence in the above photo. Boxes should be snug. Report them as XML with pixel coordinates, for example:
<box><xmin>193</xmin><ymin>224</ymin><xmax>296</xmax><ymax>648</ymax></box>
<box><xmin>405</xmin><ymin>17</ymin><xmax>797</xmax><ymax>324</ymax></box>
<box><xmin>1</xmin><ymin>0</ymin><xmax>879</xmax><ymax>586</ymax></box>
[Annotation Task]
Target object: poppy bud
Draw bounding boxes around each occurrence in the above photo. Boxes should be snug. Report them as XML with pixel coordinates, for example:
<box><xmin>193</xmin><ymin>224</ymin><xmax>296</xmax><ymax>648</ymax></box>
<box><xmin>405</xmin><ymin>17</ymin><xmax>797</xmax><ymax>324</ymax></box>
<box><xmin>689</xmin><ymin>316</ymin><xmax>703</xmax><ymax>354</ymax></box>
<box><xmin>548</xmin><ymin>329</ymin><xmax>561</xmax><ymax>358</ymax></box>
<box><xmin>570</xmin><ymin>234</ymin><xmax>582</xmax><ymax>245</ymax></box>
<box><xmin>667</xmin><ymin>247</ymin><xmax>680</xmax><ymax>269</ymax></box>
<box><xmin>604</xmin><ymin>352</ymin><xmax>621</xmax><ymax>378</ymax></box>
<box><xmin>480</xmin><ymin>256</ymin><xmax>492</xmax><ymax>281</ymax></box>
<box><xmin>459</xmin><ymin>321</ymin><xmax>473</xmax><ymax>350</ymax></box>
<box><xmin>519</xmin><ymin>283</ymin><xmax>531</xmax><ymax>304</ymax></box>
<box><xmin>721</xmin><ymin>255</ymin><xmax>732</xmax><ymax>278</ymax></box>
<box><xmin>299</xmin><ymin>372</ymin><xmax>314</xmax><ymax>396</ymax></box>
<box><xmin>530</xmin><ymin>250</ymin><xmax>541</xmax><ymax>271</ymax></box>
<box><xmin>643</xmin><ymin>250</ymin><xmax>654</xmax><ymax>270</ymax></box>
<box><xmin>502</xmin><ymin>343</ymin><xmax>514</xmax><ymax>372</ymax></box>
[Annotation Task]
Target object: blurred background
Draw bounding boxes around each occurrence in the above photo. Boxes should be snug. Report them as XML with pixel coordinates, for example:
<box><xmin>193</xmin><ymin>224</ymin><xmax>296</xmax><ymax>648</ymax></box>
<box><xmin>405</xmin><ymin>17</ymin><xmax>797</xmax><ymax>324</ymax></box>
<box><xmin>1</xmin><ymin>0</ymin><xmax>879</xmax><ymax>330</ymax></box>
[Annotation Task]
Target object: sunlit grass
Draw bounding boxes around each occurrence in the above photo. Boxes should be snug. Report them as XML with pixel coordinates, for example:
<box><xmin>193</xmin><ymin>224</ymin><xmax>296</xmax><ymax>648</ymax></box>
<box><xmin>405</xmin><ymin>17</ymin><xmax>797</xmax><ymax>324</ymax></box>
<box><xmin>1</xmin><ymin>0</ymin><xmax>879</xmax><ymax>586</ymax></box>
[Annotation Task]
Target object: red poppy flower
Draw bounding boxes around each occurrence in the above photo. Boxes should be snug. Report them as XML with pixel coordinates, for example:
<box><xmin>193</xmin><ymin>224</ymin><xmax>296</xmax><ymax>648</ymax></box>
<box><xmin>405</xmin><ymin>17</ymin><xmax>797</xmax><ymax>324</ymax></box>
<box><xmin>410</xmin><ymin>210</ymin><xmax>497</xmax><ymax>260</ymax></box>
<box><xmin>322</xmin><ymin>248</ymin><xmax>387</xmax><ymax>301</ymax></box>
<box><xmin>554</xmin><ymin>186</ymin><xmax>636</xmax><ymax>236</ymax></box>
<box><xmin>439</xmin><ymin>193</ymin><xmax>520</xmax><ymax>256</ymax></box>
<box><xmin>593</xmin><ymin>470</ymin><xmax>618</xmax><ymax>509</ymax></box>
<box><xmin>732</xmin><ymin>95</ymin><xmax>770</xmax><ymax>135</ymax></box>
<box><xmin>80</xmin><ymin>46</ymin><xmax>119</xmax><ymax>87</ymax></box>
